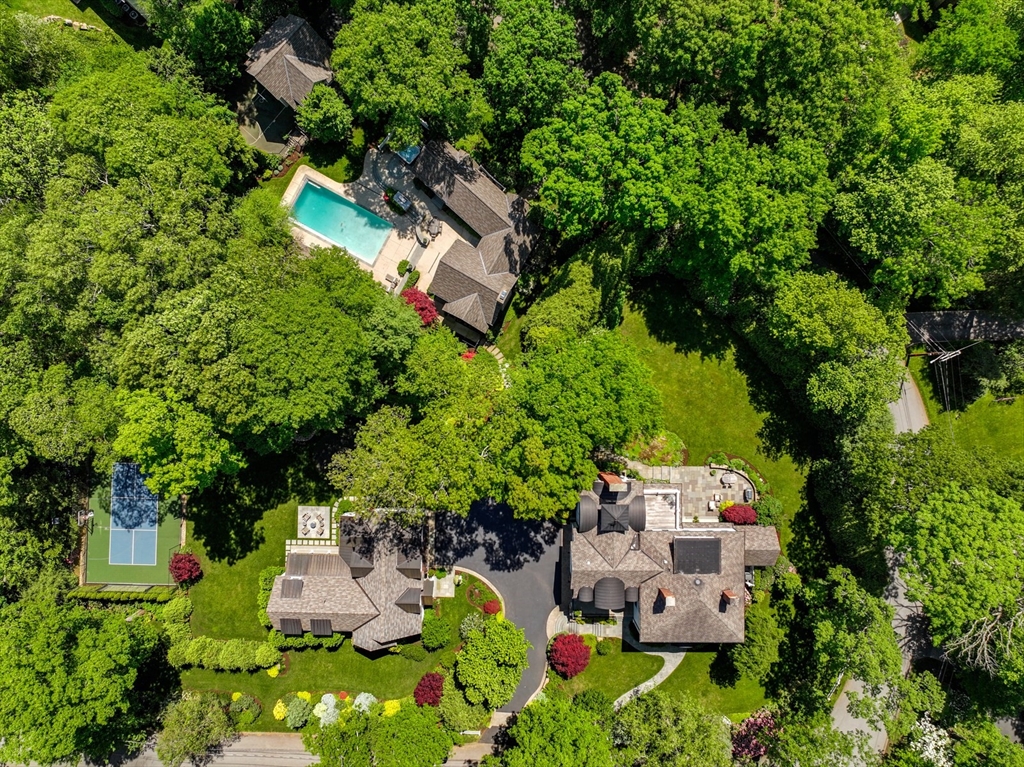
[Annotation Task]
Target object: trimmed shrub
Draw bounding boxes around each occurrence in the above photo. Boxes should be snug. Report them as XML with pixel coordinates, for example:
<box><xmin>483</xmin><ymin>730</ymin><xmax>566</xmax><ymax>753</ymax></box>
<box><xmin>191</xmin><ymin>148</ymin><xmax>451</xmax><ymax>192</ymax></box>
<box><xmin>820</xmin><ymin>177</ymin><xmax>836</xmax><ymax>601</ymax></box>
<box><xmin>422</xmin><ymin>611</ymin><xmax>453</xmax><ymax>650</ymax></box>
<box><xmin>257</xmin><ymin>566</ymin><xmax>284</xmax><ymax>628</ymax></box>
<box><xmin>401</xmin><ymin>287</ymin><xmax>438</xmax><ymax>325</ymax></box>
<box><xmin>169</xmin><ymin>552</ymin><xmax>203</xmax><ymax>584</ymax></box>
<box><xmin>286</xmin><ymin>697</ymin><xmax>312</xmax><ymax>729</ymax></box>
<box><xmin>581</xmin><ymin>633</ymin><xmax>598</xmax><ymax>650</ymax></box>
<box><xmin>438</xmin><ymin>675</ymin><xmax>488</xmax><ymax>732</ymax></box>
<box><xmin>548</xmin><ymin>633</ymin><xmax>591</xmax><ymax>679</ymax></box>
<box><xmin>398</xmin><ymin>259</ymin><xmax>410</xmax><ymax>275</ymax></box>
<box><xmin>256</xmin><ymin>643</ymin><xmax>283</xmax><ymax>667</ymax></box>
<box><xmin>406</xmin><ymin>269</ymin><xmax>421</xmax><ymax>287</ymax></box>
<box><xmin>414</xmin><ymin>672</ymin><xmax>444</xmax><ymax>707</ymax></box>
<box><xmin>574</xmin><ymin>689</ymin><xmax>613</xmax><ymax>718</ymax></box>
<box><xmin>596</xmin><ymin>639</ymin><xmax>613</xmax><ymax>656</ymax></box>
<box><xmin>267</xmin><ymin>630</ymin><xmax>345</xmax><ymax>651</ymax></box>
<box><xmin>722</xmin><ymin>504</ymin><xmax>757</xmax><ymax>525</ymax></box>
<box><xmin>66</xmin><ymin>587</ymin><xmax>175</xmax><ymax>603</ymax></box>
<box><xmin>383</xmin><ymin>699</ymin><xmax>401</xmax><ymax>716</ymax></box>
<box><xmin>752</xmin><ymin>496</ymin><xmax>782</xmax><ymax>527</ymax></box>
<box><xmin>162</xmin><ymin>597</ymin><xmax>193</xmax><ymax>624</ymax></box>
<box><xmin>482</xmin><ymin>599</ymin><xmax>501</xmax><ymax>615</ymax></box>
<box><xmin>400</xmin><ymin>643</ymin><xmax>428</xmax><ymax>661</ymax></box>
<box><xmin>229</xmin><ymin>693</ymin><xmax>262</xmax><ymax>727</ymax></box>
<box><xmin>460</xmin><ymin>612</ymin><xmax>486</xmax><ymax>640</ymax></box>
<box><xmin>164</xmin><ymin>621</ymin><xmax>192</xmax><ymax>647</ymax></box>
<box><xmin>437</xmin><ymin>650</ymin><xmax>457</xmax><ymax>670</ymax></box>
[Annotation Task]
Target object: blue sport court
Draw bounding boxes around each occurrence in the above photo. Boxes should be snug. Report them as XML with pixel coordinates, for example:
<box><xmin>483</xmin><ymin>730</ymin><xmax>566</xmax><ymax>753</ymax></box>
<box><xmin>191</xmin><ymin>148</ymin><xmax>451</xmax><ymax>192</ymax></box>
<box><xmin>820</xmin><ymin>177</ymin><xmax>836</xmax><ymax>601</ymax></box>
<box><xmin>109</xmin><ymin>463</ymin><xmax>159</xmax><ymax>566</ymax></box>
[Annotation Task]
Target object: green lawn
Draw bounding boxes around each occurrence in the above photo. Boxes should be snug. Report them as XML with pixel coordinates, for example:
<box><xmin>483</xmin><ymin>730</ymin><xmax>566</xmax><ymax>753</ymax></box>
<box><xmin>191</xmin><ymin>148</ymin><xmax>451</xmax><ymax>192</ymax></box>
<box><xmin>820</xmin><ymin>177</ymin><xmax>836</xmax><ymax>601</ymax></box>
<box><xmin>658</xmin><ymin>651</ymin><xmax>766</xmax><ymax>723</ymax></box>
<box><xmin>909</xmin><ymin>354</ymin><xmax>1024</xmax><ymax>460</ymax></box>
<box><xmin>549</xmin><ymin>639</ymin><xmax>664</xmax><ymax>702</ymax></box>
<box><xmin>495</xmin><ymin>300</ymin><xmax>527</xmax><ymax>361</ymax></box>
<box><xmin>187</xmin><ymin>501</ymin><xmax>296</xmax><ymax>641</ymax></box>
<box><xmin>182</xmin><ymin>642</ymin><xmax>439</xmax><ymax>731</ymax></box>
<box><xmin>619</xmin><ymin>307</ymin><xmax>806</xmax><ymax>550</ymax></box>
<box><xmin>261</xmin><ymin>131</ymin><xmax>365</xmax><ymax>201</ymax></box>
<box><xmin>4</xmin><ymin>0</ymin><xmax>159</xmax><ymax>48</ymax></box>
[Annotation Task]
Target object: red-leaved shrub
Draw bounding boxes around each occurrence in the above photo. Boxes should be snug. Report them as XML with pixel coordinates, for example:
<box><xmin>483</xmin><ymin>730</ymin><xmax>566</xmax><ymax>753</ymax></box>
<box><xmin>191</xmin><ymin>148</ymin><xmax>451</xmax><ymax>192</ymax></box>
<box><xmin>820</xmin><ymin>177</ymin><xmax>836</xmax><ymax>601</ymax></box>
<box><xmin>732</xmin><ymin>709</ymin><xmax>778</xmax><ymax>762</ymax></box>
<box><xmin>482</xmin><ymin>599</ymin><xmax>501</xmax><ymax>615</ymax></box>
<box><xmin>721</xmin><ymin>504</ymin><xmax>757</xmax><ymax>525</ymax></box>
<box><xmin>401</xmin><ymin>288</ymin><xmax>439</xmax><ymax>326</ymax></box>
<box><xmin>169</xmin><ymin>552</ymin><xmax>202</xmax><ymax>584</ymax></box>
<box><xmin>414</xmin><ymin>672</ymin><xmax>444</xmax><ymax>706</ymax></box>
<box><xmin>548</xmin><ymin>633</ymin><xmax>591</xmax><ymax>679</ymax></box>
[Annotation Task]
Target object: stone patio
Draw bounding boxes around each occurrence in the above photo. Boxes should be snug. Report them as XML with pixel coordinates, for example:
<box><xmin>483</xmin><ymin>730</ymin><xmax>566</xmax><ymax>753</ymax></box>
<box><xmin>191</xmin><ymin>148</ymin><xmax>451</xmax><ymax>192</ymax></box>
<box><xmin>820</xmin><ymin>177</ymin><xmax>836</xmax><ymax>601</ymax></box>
<box><xmin>281</xmin><ymin>149</ymin><xmax>480</xmax><ymax>293</ymax></box>
<box><xmin>625</xmin><ymin>462</ymin><xmax>757</xmax><ymax>526</ymax></box>
<box><xmin>296</xmin><ymin>505</ymin><xmax>332</xmax><ymax>540</ymax></box>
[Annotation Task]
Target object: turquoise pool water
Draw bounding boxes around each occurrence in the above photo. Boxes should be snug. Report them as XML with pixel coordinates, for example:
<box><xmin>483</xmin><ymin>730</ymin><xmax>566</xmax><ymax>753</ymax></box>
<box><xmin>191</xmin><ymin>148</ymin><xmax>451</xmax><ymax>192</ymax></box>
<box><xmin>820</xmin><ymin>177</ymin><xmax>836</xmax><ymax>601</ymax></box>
<box><xmin>291</xmin><ymin>181</ymin><xmax>393</xmax><ymax>263</ymax></box>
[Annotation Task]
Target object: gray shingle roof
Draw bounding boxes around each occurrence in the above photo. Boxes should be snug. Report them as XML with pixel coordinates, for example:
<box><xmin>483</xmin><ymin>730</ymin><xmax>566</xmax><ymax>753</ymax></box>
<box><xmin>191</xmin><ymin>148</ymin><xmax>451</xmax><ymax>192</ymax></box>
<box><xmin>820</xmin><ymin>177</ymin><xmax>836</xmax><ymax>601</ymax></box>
<box><xmin>569</xmin><ymin>477</ymin><xmax>781</xmax><ymax>644</ymax></box>
<box><xmin>412</xmin><ymin>142</ymin><xmax>537</xmax><ymax>334</ymax></box>
<box><xmin>266</xmin><ymin>521</ymin><xmax>426</xmax><ymax>649</ymax></box>
<box><xmin>245</xmin><ymin>16</ymin><xmax>332</xmax><ymax>109</ymax></box>
<box><xmin>414</xmin><ymin>142</ymin><xmax>512</xmax><ymax>237</ymax></box>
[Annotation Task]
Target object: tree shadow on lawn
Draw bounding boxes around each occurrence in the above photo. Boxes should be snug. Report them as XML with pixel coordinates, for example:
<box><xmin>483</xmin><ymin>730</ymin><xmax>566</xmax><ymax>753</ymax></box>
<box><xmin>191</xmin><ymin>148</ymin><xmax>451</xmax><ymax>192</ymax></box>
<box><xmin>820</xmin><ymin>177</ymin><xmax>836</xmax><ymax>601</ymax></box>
<box><xmin>435</xmin><ymin>500</ymin><xmax>560</xmax><ymax>573</ymax></box>
<box><xmin>189</xmin><ymin>445</ymin><xmax>333</xmax><ymax>564</ymax></box>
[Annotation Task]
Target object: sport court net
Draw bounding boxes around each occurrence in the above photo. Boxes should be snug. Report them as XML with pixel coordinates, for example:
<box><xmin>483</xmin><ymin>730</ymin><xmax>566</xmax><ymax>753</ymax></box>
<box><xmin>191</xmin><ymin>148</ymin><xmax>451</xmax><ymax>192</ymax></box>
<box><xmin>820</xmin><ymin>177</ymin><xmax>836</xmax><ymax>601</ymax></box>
<box><xmin>109</xmin><ymin>463</ymin><xmax>159</xmax><ymax>566</ymax></box>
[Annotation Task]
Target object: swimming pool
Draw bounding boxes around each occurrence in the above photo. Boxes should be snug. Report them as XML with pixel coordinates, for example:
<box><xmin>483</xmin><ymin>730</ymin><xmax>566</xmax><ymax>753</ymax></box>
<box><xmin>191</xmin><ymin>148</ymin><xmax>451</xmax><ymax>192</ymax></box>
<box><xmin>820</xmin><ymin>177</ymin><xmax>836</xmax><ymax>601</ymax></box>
<box><xmin>291</xmin><ymin>180</ymin><xmax>393</xmax><ymax>264</ymax></box>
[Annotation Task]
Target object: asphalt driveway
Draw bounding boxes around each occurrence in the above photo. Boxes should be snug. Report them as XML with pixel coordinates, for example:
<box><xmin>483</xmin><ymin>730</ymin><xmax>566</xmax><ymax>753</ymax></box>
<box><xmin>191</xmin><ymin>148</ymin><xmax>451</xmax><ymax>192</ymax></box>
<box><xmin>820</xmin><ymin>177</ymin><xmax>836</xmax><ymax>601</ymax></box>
<box><xmin>435</xmin><ymin>502</ymin><xmax>562</xmax><ymax>711</ymax></box>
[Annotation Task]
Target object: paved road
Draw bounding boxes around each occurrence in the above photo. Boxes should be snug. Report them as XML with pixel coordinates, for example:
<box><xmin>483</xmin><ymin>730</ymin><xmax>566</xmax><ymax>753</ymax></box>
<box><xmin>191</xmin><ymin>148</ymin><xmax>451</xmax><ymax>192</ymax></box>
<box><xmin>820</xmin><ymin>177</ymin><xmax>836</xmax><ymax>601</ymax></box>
<box><xmin>435</xmin><ymin>502</ymin><xmax>562</xmax><ymax>711</ymax></box>
<box><xmin>888</xmin><ymin>365</ymin><xmax>929</xmax><ymax>434</ymax></box>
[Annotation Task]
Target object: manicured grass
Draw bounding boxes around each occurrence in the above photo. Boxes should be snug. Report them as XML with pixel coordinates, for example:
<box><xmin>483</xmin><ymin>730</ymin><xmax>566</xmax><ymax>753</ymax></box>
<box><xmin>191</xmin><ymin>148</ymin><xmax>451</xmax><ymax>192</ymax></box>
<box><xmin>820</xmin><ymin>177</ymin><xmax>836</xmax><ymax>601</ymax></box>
<box><xmin>5</xmin><ymin>0</ymin><xmax>159</xmax><ymax>48</ymax></box>
<box><xmin>619</xmin><ymin>307</ymin><xmax>807</xmax><ymax>550</ymax></box>
<box><xmin>657</xmin><ymin>651</ymin><xmax>766</xmax><ymax>723</ymax></box>
<box><xmin>433</xmin><ymin>574</ymin><xmax>496</xmax><ymax>637</ymax></box>
<box><xmin>261</xmin><ymin>131</ymin><xmax>365</xmax><ymax>201</ymax></box>
<box><xmin>495</xmin><ymin>301</ymin><xmax>527</xmax><ymax>361</ymax></box>
<box><xmin>548</xmin><ymin>639</ymin><xmax>664</xmax><ymax>702</ymax></box>
<box><xmin>909</xmin><ymin>354</ymin><xmax>1024</xmax><ymax>460</ymax></box>
<box><xmin>187</xmin><ymin>501</ymin><xmax>295</xmax><ymax>641</ymax></box>
<box><xmin>182</xmin><ymin>642</ymin><xmax>439</xmax><ymax>731</ymax></box>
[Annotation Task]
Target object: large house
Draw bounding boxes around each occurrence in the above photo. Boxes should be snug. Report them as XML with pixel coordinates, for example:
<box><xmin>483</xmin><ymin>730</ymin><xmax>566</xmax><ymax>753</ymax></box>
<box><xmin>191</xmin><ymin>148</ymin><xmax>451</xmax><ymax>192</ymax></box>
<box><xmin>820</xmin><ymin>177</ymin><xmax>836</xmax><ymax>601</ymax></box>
<box><xmin>245</xmin><ymin>16</ymin><xmax>333</xmax><ymax>110</ymax></box>
<box><xmin>567</xmin><ymin>472</ymin><xmax>781</xmax><ymax>644</ymax></box>
<box><xmin>412</xmin><ymin>142</ymin><xmax>537</xmax><ymax>340</ymax></box>
<box><xmin>266</xmin><ymin>518</ymin><xmax>425</xmax><ymax>651</ymax></box>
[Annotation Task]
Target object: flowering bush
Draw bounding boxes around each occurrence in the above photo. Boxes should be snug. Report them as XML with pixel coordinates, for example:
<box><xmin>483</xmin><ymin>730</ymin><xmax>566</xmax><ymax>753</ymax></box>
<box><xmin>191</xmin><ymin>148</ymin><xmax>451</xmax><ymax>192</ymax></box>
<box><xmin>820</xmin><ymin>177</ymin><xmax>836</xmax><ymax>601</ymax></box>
<box><xmin>911</xmin><ymin>719</ymin><xmax>953</xmax><ymax>767</ymax></box>
<box><xmin>297</xmin><ymin>691</ymin><xmax>312</xmax><ymax>702</ymax></box>
<box><xmin>267</xmin><ymin>664</ymin><xmax>280</xmax><ymax>678</ymax></box>
<box><xmin>483</xmin><ymin>599</ymin><xmax>501</xmax><ymax>615</ymax></box>
<box><xmin>231</xmin><ymin>692</ymin><xmax>242</xmax><ymax>701</ymax></box>
<box><xmin>313</xmin><ymin>693</ymin><xmax>340</xmax><ymax>726</ymax></box>
<box><xmin>548</xmin><ymin>633</ymin><xmax>591</xmax><ymax>679</ymax></box>
<box><xmin>353</xmin><ymin>692</ymin><xmax>377</xmax><ymax>712</ymax></box>
<box><xmin>722</xmin><ymin>504</ymin><xmax>757</xmax><ymax>525</ymax></box>
<box><xmin>414</xmin><ymin>672</ymin><xmax>444</xmax><ymax>707</ymax></box>
<box><xmin>401</xmin><ymin>288</ymin><xmax>439</xmax><ymax>325</ymax></box>
<box><xmin>732</xmin><ymin>709</ymin><xmax>778</xmax><ymax>762</ymax></box>
<box><xmin>338</xmin><ymin>691</ymin><xmax>349</xmax><ymax>701</ymax></box>
<box><xmin>461</xmin><ymin>349</ymin><xmax>476</xmax><ymax>361</ymax></box>
<box><xmin>169</xmin><ymin>552</ymin><xmax>203</xmax><ymax>584</ymax></box>
<box><xmin>460</xmin><ymin>612</ymin><xmax>486</xmax><ymax>639</ymax></box>
<box><xmin>383</xmin><ymin>700</ymin><xmax>401</xmax><ymax>717</ymax></box>
<box><xmin>273</xmin><ymin>699</ymin><xmax>287</xmax><ymax>720</ymax></box>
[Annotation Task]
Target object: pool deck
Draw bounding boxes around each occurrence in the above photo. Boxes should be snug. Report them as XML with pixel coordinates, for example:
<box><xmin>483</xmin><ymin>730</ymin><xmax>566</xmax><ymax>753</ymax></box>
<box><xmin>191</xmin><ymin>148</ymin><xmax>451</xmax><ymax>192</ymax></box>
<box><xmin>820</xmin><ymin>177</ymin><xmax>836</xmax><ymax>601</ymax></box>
<box><xmin>281</xmin><ymin>152</ymin><xmax>474</xmax><ymax>292</ymax></box>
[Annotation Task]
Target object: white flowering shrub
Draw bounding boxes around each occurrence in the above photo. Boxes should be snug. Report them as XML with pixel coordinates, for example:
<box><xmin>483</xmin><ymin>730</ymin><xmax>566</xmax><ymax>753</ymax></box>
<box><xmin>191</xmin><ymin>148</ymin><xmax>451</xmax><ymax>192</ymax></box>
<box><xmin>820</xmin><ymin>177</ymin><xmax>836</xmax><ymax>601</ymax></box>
<box><xmin>314</xmin><ymin>693</ymin><xmax>340</xmax><ymax>726</ymax></box>
<box><xmin>911</xmin><ymin>719</ymin><xmax>953</xmax><ymax>767</ymax></box>
<box><xmin>353</xmin><ymin>692</ymin><xmax>377</xmax><ymax>713</ymax></box>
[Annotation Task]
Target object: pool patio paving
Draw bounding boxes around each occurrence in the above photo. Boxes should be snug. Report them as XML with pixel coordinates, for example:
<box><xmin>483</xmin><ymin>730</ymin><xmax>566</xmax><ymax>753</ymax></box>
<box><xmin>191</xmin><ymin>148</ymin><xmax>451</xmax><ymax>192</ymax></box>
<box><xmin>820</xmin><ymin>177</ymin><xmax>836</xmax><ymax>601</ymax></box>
<box><xmin>281</xmin><ymin>150</ymin><xmax>477</xmax><ymax>293</ymax></box>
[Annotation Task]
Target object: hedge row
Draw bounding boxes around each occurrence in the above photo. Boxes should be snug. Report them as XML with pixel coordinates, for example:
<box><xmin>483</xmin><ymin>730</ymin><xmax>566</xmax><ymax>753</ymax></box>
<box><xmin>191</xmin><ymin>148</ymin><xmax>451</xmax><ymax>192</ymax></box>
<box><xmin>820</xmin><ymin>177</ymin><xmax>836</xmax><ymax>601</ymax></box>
<box><xmin>268</xmin><ymin>630</ymin><xmax>345</xmax><ymax>651</ymax></box>
<box><xmin>168</xmin><ymin>635</ymin><xmax>282</xmax><ymax>671</ymax></box>
<box><xmin>257</xmin><ymin>566</ymin><xmax>284</xmax><ymax>629</ymax></box>
<box><xmin>67</xmin><ymin>587</ymin><xmax>177</xmax><ymax>603</ymax></box>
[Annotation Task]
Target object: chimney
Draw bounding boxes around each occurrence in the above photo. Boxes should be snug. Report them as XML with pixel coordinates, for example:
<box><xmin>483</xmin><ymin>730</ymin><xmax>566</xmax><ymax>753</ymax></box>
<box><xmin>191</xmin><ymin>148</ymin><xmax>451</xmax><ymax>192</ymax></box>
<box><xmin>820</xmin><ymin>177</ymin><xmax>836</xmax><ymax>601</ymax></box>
<box><xmin>658</xmin><ymin>587</ymin><xmax>676</xmax><ymax>608</ymax></box>
<box><xmin>722</xmin><ymin>589</ymin><xmax>739</xmax><ymax>605</ymax></box>
<box><xmin>598</xmin><ymin>472</ymin><xmax>627</xmax><ymax>493</ymax></box>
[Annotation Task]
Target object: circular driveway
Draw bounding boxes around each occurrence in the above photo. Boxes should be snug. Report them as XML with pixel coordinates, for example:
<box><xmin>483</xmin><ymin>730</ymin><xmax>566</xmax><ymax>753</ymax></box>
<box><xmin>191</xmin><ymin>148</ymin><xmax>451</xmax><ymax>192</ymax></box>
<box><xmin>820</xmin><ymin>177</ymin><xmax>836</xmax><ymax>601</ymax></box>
<box><xmin>435</xmin><ymin>502</ymin><xmax>563</xmax><ymax>711</ymax></box>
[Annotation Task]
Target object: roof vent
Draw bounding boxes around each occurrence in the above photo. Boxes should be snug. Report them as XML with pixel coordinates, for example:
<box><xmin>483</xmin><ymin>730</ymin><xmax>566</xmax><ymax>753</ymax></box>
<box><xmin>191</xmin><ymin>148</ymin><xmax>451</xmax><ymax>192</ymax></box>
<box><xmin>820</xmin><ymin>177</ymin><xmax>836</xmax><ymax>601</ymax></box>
<box><xmin>722</xmin><ymin>589</ymin><xmax>739</xmax><ymax>605</ymax></box>
<box><xmin>658</xmin><ymin>587</ymin><xmax>676</xmax><ymax>608</ymax></box>
<box><xmin>694</xmin><ymin>578</ymin><xmax>703</xmax><ymax>588</ymax></box>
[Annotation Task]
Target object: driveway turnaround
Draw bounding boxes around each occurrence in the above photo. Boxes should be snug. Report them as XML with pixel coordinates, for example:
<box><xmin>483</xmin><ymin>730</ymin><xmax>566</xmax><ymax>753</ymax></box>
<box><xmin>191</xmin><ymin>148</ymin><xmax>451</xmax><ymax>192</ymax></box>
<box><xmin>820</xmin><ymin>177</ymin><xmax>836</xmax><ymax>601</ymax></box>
<box><xmin>435</xmin><ymin>502</ymin><xmax>562</xmax><ymax>711</ymax></box>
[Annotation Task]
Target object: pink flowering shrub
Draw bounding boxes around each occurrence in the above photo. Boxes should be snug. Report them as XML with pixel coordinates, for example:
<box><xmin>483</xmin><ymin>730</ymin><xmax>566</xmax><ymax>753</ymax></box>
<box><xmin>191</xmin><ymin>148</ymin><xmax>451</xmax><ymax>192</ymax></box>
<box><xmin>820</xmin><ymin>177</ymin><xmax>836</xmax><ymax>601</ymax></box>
<box><xmin>732</xmin><ymin>709</ymin><xmax>779</xmax><ymax>763</ymax></box>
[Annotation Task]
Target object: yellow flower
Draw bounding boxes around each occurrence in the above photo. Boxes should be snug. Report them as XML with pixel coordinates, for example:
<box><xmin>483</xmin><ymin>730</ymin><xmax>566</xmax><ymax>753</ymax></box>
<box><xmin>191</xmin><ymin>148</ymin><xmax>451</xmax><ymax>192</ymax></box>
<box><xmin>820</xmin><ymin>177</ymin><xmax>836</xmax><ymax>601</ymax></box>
<box><xmin>231</xmin><ymin>692</ymin><xmax>242</xmax><ymax>701</ymax></box>
<box><xmin>273</xmin><ymin>700</ymin><xmax>287</xmax><ymax>720</ymax></box>
<box><xmin>383</xmin><ymin>700</ymin><xmax>401</xmax><ymax>717</ymax></box>
<box><xmin>267</xmin><ymin>664</ymin><xmax>280</xmax><ymax>678</ymax></box>
<box><xmin>297</xmin><ymin>691</ymin><xmax>312</xmax><ymax>702</ymax></box>
<box><xmin>720</xmin><ymin>499</ymin><xmax>735</xmax><ymax>511</ymax></box>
